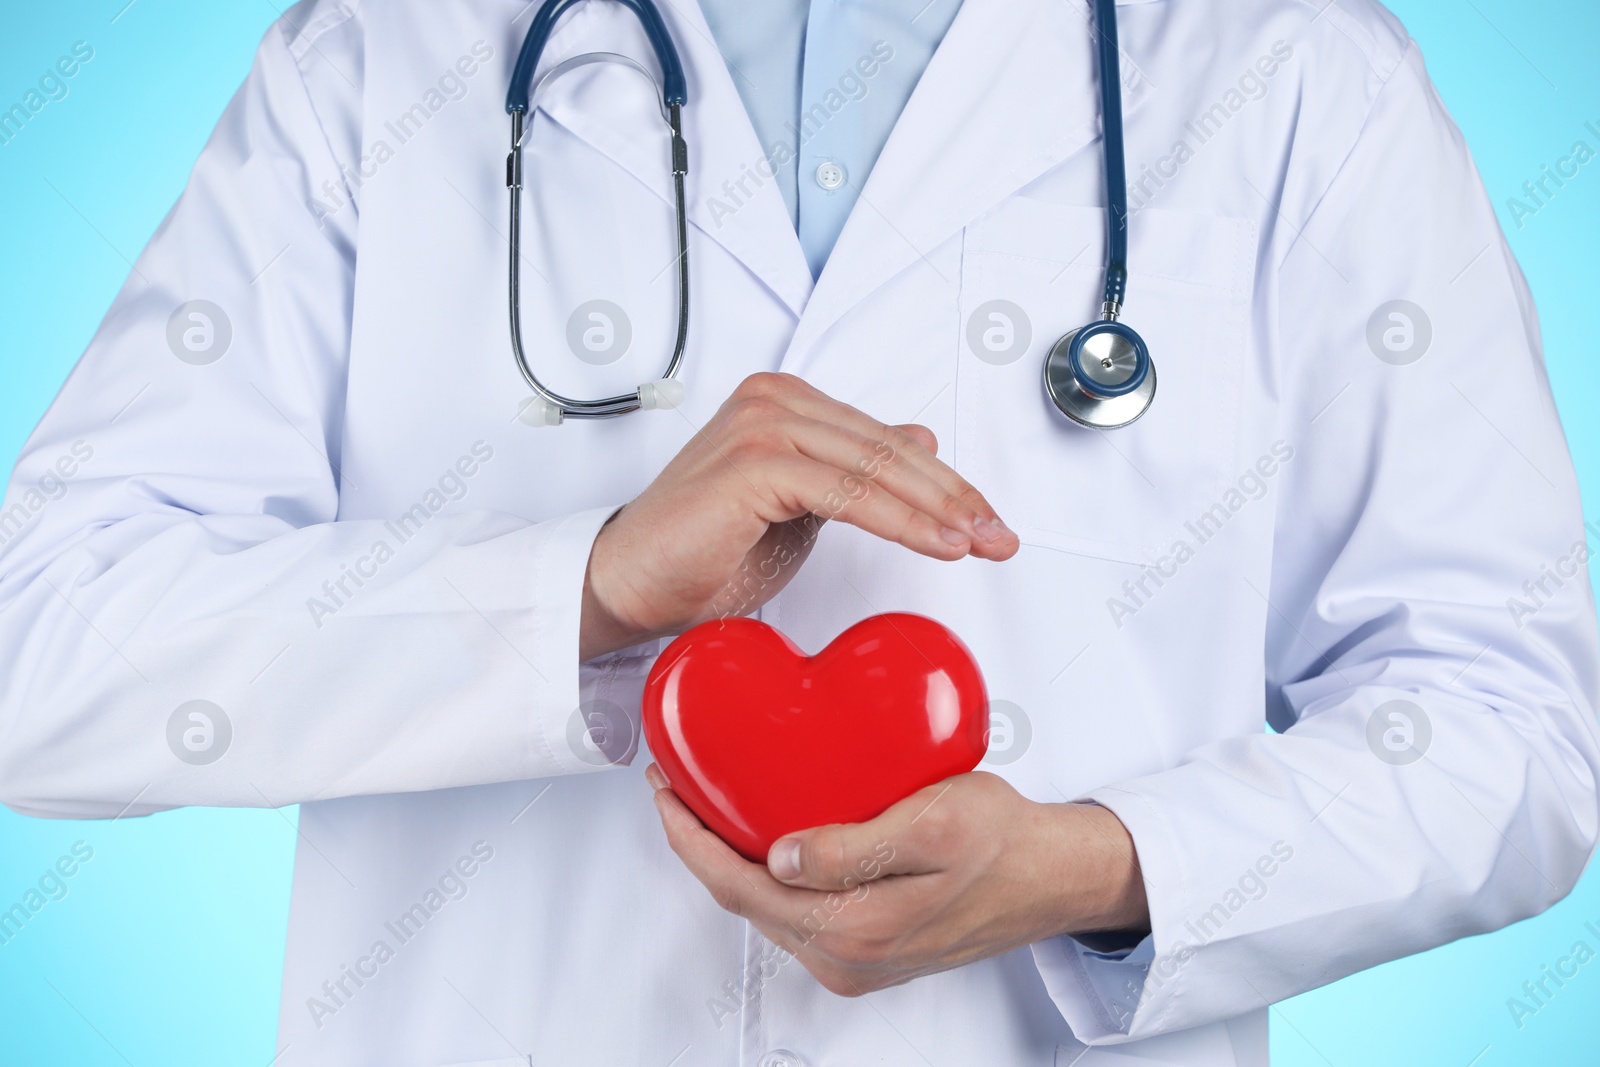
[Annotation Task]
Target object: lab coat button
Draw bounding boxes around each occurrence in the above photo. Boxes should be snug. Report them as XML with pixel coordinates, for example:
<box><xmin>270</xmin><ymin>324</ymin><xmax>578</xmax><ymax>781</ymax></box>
<box><xmin>758</xmin><ymin>1051</ymin><xmax>806</xmax><ymax>1067</ymax></box>
<box><xmin>814</xmin><ymin>161</ymin><xmax>845</xmax><ymax>189</ymax></box>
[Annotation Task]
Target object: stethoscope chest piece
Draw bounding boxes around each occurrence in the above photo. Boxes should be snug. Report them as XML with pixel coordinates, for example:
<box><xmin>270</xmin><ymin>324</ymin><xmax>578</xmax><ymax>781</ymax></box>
<box><xmin>1043</xmin><ymin>319</ymin><xmax>1156</xmax><ymax>429</ymax></box>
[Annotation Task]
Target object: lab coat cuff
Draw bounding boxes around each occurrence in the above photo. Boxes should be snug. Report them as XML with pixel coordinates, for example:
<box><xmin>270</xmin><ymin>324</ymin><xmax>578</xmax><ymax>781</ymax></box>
<box><xmin>1030</xmin><ymin>930</ymin><xmax>1155</xmax><ymax>1043</ymax></box>
<box><xmin>1030</xmin><ymin>788</ymin><xmax>1191</xmax><ymax>1042</ymax></box>
<box><xmin>527</xmin><ymin>503</ymin><xmax>654</xmax><ymax>776</ymax></box>
<box><xmin>572</xmin><ymin>637</ymin><xmax>660</xmax><ymax>767</ymax></box>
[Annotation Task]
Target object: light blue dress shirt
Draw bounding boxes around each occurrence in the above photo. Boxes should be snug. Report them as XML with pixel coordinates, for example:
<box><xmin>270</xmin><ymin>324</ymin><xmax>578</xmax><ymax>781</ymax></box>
<box><xmin>698</xmin><ymin>0</ymin><xmax>964</xmax><ymax>278</ymax></box>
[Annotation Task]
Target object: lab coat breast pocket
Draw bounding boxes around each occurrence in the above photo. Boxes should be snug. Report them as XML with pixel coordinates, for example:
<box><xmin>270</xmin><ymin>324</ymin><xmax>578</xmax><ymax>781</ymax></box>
<box><xmin>955</xmin><ymin>199</ymin><xmax>1256</xmax><ymax>563</ymax></box>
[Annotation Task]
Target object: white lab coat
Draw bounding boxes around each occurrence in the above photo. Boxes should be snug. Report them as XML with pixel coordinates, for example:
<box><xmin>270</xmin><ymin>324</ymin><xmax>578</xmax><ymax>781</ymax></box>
<box><xmin>1</xmin><ymin>0</ymin><xmax>1596</xmax><ymax>1062</ymax></box>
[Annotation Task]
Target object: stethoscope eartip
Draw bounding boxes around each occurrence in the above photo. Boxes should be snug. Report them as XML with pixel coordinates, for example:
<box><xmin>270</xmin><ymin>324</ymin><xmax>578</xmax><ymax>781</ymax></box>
<box><xmin>638</xmin><ymin>378</ymin><xmax>686</xmax><ymax>411</ymax></box>
<box><xmin>517</xmin><ymin>395</ymin><xmax>565</xmax><ymax>427</ymax></box>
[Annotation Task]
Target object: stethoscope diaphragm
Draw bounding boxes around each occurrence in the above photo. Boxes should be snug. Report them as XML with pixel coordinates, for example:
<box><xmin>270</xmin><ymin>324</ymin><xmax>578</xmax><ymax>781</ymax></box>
<box><xmin>1043</xmin><ymin>318</ymin><xmax>1156</xmax><ymax>429</ymax></box>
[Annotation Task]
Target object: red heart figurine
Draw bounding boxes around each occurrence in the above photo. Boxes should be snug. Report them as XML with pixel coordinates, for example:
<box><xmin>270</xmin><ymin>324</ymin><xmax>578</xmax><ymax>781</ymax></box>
<box><xmin>643</xmin><ymin>612</ymin><xmax>989</xmax><ymax>862</ymax></box>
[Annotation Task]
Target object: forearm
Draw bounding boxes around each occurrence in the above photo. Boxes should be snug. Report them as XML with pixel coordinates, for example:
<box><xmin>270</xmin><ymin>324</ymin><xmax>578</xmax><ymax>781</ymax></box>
<box><xmin>0</xmin><ymin>505</ymin><xmax>621</xmax><ymax>816</ymax></box>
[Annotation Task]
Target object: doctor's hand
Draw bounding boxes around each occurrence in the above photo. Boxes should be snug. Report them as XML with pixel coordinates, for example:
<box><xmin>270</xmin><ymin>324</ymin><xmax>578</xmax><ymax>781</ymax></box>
<box><xmin>645</xmin><ymin>766</ymin><xmax>1151</xmax><ymax>996</ymax></box>
<box><xmin>580</xmin><ymin>372</ymin><xmax>1019</xmax><ymax>659</ymax></box>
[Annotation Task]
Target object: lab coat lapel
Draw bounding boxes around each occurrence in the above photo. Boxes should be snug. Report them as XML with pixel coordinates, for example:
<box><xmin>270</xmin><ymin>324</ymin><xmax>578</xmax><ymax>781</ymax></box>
<box><xmin>527</xmin><ymin>0</ymin><xmax>814</xmax><ymax>317</ymax></box>
<box><xmin>779</xmin><ymin>0</ymin><xmax>1155</xmax><ymax>373</ymax></box>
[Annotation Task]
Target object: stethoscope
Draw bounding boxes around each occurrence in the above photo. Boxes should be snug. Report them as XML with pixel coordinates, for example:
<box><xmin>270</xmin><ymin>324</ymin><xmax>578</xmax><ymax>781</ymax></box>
<box><xmin>505</xmin><ymin>0</ymin><xmax>1154</xmax><ymax>429</ymax></box>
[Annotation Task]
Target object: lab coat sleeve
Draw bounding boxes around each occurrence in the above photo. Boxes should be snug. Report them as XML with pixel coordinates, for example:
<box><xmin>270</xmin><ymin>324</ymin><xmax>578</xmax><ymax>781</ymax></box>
<box><xmin>0</xmin><ymin>13</ymin><xmax>655</xmax><ymax>820</ymax></box>
<box><xmin>1030</xmin><ymin>41</ymin><xmax>1600</xmax><ymax>1041</ymax></box>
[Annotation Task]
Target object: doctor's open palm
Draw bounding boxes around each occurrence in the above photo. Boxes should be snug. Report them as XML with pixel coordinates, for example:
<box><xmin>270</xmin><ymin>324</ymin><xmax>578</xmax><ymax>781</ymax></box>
<box><xmin>578</xmin><ymin>372</ymin><xmax>1019</xmax><ymax>659</ymax></box>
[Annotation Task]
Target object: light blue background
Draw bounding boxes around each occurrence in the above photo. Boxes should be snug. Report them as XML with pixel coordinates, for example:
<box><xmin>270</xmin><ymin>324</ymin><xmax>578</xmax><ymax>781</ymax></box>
<box><xmin>0</xmin><ymin>1</ymin><xmax>1596</xmax><ymax>1064</ymax></box>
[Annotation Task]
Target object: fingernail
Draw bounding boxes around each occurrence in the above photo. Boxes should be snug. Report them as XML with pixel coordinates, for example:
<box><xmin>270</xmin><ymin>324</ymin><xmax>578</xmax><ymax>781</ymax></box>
<box><xmin>768</xmin><ymin>839</ymin><xmax>802</xmax><ymax>879</ymax></box>
<box><xmin>973</xmin><ymin>516</ymin><xmax>1008</xmax><ymax>542</ymax></box>
<box><xmin>939</xmin><ymin>526</ymin><xmax>968</xmax><ymax>547</ymax></box>
<box><xmin>645</xmin><ymin>764</ymin><xmax>665</xmax><ymax>790</ymax></box>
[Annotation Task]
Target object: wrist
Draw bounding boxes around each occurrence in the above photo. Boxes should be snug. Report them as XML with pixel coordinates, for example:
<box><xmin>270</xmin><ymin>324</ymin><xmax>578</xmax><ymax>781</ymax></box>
<box><xmin>1036</xmin><ymin>801</ymin><xmax>1151</xmax><ymax>941</ymax></box>
<box><xmin>579</xmin><ymin>570</ymin><xmax>637</xmax><ymax>662</ymax></box>
<box><xmin>579</xmin><ymin>509</ymin><xmax>649</xmax><ymax>661</ymax></box>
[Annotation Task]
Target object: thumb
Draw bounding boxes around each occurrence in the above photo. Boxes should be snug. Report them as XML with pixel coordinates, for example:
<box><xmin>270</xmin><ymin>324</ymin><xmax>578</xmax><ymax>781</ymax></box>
<box><xmin>766</xmin><ymin>815</ymin><xmax>925</xmax><ymax>892</ymax></box>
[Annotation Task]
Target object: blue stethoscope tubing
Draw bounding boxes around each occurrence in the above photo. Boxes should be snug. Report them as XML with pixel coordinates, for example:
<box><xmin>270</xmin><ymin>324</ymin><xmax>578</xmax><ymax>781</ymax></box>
<box><xmin>503</xmin><ymin>0</ymin><xmax>1154</xmax><ymax>428</ymax></box>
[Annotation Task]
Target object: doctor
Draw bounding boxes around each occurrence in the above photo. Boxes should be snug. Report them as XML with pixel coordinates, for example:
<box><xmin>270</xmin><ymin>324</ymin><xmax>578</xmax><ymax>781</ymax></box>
<box><xmin>1</xmin><ymin>0</ymin><xmax>1596</xmax><ymax>1063</ymax></box>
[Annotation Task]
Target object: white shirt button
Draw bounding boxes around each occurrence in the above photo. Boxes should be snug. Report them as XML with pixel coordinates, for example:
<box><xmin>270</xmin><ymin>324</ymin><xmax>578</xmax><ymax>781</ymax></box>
<box><xmin>758</xmin><ymin>1051</ymin><xmax>806</xmax><ymax>1067</ymax></box>
<box><xmin>814</xmin><ymin>161</ymin><xmax>845</xmax><ymax>190</ymax></box>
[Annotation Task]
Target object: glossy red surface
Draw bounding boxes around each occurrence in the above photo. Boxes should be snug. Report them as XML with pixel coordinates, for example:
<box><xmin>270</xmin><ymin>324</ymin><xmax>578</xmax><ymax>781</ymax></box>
<box><xmin>642</xmin><ymin>613</ymin><xmax>989</xmax><ymax>862</ymax></box>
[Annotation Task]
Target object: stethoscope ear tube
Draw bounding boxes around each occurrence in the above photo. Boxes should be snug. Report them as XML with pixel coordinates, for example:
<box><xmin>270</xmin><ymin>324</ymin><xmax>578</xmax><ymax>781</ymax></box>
<box><xmin>504</xmin><ymin>42</ymin><xmax>690</xmax><ymax>422</ymax></box>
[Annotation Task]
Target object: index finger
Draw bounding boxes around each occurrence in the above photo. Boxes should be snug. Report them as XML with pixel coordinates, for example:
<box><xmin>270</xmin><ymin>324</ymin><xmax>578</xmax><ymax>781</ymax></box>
<box><xmin>760</xmin><ymin>377</ymin><xmax>1019</xmax><ymax>559</ymax></box>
